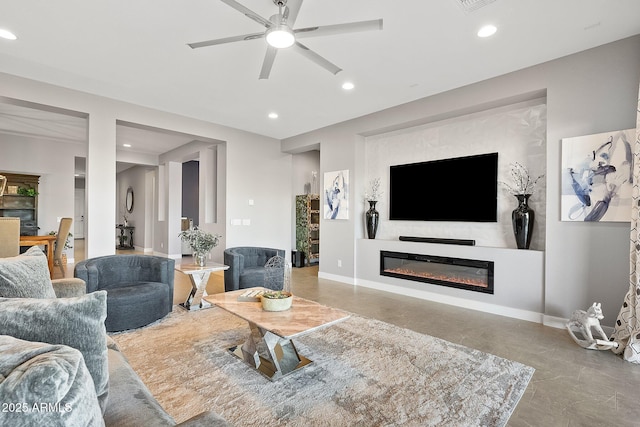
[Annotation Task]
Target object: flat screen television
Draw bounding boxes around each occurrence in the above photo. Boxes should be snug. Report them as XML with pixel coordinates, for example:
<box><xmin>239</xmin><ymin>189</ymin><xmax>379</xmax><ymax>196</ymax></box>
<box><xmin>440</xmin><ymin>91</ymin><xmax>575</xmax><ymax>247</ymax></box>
<box><xmin>389</xmin><ymin>152</ymin><xmax>498</xmax><ymax>222</ymax></box>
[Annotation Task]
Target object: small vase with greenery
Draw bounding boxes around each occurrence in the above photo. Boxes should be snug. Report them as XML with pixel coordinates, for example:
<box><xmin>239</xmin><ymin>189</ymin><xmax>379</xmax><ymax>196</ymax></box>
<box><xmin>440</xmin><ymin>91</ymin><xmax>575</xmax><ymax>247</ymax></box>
<box><xmin>261</xmin><ymin>290</ymin><xmax>292</xmax><ymax>299</ymax></box>
<box><xmin>178</xmin><ymin>226</ymin><xmax>221</xmax><ymax>267</ymax></box>
<box><xmin>261</xmin><ymin>290</ymin><xmax>293</xmax><ymax>311</ymax></box>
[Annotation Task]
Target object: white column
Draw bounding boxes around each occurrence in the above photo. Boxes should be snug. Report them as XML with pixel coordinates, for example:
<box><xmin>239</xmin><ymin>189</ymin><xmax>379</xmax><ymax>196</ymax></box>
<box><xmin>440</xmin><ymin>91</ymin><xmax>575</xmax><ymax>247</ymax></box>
<box><xmin>86</xmin><ymin>112</ymin><xmax>116</xmax><ymax>258</ymax></box>
<box><xmin>200</xmin><ymin>146</ymin><xmax>217</xmax><ymax>224</ymax></box>
<box><xmin>166</xmin><ymin>161</ymin><xmax>182</xmax><ymax>258</ymax></box>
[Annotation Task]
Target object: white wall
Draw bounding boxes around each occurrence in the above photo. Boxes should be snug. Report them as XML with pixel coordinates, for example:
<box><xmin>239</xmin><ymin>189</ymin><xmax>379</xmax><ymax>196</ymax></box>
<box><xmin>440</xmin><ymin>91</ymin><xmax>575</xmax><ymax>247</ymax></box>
<box><xmin>282</xmin><ymin>35</ymin><xmax>640</xmax><ymax>326</ymax></box>
<box><xmin>225</xmin><ymin>135</ymin><xmax>292</xmax><ymax>258</ymax></box>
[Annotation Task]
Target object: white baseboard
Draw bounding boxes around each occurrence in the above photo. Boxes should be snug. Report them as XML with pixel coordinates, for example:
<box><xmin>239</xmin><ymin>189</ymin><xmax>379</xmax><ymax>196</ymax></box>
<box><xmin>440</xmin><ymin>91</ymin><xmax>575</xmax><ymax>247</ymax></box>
<box><xmin>319</xmin><ymin>273</ymin><xmax>544</xmax><ymax>324</ymax></box>
<box><xmin>543</xmin><ymin>315</ymin><xmax>568</xmax><ymax>330</ymax></box>
<box><xmin>355</xmin><ymin>279</ymin><xmax>544</xmax><ymax>324</ymax></box>
<box><xmin>313</xmin><ymin>273</ymin><xmax>612</xmax><ymax>332</ymax></box>
<box><xmin>318</xmin><ymin>271</ymin><xmax>355</xmax><ymax>285</ymax></box>
<box><xmin>543</xmin><ymin>315</ymin><xmax>616</xmax><ymax>334</ymax></box>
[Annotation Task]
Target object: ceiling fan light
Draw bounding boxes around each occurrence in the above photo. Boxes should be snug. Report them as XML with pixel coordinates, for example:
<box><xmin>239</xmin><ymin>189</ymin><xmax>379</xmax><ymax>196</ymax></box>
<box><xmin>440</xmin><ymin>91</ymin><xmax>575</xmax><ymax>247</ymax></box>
<box><xmin>266</xmin><ymin>25</ymin><xmax>295</xmax><ymax>48</ymax></box>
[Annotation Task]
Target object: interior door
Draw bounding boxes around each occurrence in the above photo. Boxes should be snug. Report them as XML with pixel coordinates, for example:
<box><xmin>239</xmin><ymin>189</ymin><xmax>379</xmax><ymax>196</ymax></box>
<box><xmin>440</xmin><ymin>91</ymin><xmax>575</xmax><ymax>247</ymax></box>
<box><xmin>74</xmin><ymin>188</ymin><xmax>85</xmax><ymax>239</ymax></box>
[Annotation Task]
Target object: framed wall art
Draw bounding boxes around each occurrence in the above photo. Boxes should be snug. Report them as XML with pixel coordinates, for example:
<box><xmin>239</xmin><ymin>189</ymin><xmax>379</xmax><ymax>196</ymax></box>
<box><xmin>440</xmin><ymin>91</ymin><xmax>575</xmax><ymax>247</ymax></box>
<box><xmin>324</xmin><ymin>170</ymin><xmax>349</xmax><ymax>220</ymax></box>
<box><xmin>561</xmin><ymin>129</ymin><xmax>635</xmax><ymax>222</ymax></box>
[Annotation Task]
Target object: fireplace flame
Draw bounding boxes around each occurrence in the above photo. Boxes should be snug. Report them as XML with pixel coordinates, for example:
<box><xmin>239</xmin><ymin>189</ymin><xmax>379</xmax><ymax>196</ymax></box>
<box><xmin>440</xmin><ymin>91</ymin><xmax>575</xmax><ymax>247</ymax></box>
<box><xmin>384</xmin><ymin>267</ymin><xmax>488</xmax><ymax>288</ymax></box>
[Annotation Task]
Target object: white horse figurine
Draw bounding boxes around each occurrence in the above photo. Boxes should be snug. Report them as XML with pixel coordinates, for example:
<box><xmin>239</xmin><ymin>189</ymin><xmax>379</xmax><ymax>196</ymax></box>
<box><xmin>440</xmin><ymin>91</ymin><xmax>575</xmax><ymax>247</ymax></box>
<box><xmin>566</xmin><ymin>302</ymin><xmax>619</xmax><ymax>350</ymax></box>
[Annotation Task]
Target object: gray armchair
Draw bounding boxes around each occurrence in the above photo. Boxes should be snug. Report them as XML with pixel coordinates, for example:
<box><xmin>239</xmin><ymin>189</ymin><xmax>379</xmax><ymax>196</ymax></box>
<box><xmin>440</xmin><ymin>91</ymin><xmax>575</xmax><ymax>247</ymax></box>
<box><xmin>74</xmin><ymin>255</ymin><xmax>175</xmax><ymax>332</ymax></box>
<box><xmin>224</xmin><ymin>247</ymin><xmax>285</xmax><ymax>292</ymax></box>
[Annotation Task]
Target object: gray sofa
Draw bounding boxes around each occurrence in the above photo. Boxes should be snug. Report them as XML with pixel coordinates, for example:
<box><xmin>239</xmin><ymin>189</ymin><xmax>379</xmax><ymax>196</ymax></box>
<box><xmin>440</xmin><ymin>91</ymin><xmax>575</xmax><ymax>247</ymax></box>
<box><xmin>224</xmin><ymin>246</ymin><xmax>285</xmax><ymax>292</ymax></box>
<box><xmin>0</xmin><ymin>247</ymin><xmax>228</xmax><ymax>427</ymax></box>
<box><xmin>75</xmin><ymin>254</ymin><xmax>175</xmax><ymax>332</ymax></box>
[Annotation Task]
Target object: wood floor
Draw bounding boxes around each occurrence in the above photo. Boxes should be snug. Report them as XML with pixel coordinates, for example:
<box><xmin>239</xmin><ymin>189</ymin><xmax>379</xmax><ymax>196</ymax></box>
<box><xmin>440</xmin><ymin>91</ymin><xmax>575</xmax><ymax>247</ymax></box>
<box><xmin>64</xmin><ymin>239</ymin><xmax>640</xmax><ymax>426</ymax></box>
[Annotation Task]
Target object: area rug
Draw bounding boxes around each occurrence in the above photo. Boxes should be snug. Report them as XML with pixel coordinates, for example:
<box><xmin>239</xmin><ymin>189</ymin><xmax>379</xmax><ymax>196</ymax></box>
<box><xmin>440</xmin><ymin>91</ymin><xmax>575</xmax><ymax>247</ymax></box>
<box><xmin>110</xmin><ymin>306</ymin><xmax>534</xmax><ymax>426</ymax></box>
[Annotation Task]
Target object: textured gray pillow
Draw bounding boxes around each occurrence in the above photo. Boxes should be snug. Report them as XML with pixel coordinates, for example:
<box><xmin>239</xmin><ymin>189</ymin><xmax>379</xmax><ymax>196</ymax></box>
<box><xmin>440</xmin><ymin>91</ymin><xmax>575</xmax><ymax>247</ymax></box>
<box><xmin>0</xmin><ymin>335</ymin><xmax>104</xmax><ymax>427</ymax></box>
<box><xmin>0</xmin><ymin>291</ymin><xmax>109</xmax><ymax>413</ymax></box>
<box><xmin>0</xmin><ymin>246</ymin><xmax>56</xmax><ymax>298</ymax></box>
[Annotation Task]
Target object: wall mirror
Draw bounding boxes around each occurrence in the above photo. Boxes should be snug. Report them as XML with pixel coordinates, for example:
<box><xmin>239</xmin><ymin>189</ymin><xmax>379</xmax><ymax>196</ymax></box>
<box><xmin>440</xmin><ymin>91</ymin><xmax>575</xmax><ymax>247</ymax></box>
<box><xmin>125</xmin><ymin>187</ymin><xmax>134</xmax><ymax>213</ymax></box>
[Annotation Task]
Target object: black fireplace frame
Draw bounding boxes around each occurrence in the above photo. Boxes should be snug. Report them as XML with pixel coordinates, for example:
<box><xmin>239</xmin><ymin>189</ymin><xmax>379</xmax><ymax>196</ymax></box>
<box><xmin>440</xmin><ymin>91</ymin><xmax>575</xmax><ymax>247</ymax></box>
<box><xmin>380</xmin><ymin>250</ymin><xmax>495</xmax><ymax>294</ymax></box>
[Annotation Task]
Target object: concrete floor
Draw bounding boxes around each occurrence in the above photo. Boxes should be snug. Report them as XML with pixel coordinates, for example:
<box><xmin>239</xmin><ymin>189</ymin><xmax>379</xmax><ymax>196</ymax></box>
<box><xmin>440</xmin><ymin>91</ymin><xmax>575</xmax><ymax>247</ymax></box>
<box><xmin>64</xmin><ymin>241</ymin><xmax>640</xmax><ymax>426</ymax></box>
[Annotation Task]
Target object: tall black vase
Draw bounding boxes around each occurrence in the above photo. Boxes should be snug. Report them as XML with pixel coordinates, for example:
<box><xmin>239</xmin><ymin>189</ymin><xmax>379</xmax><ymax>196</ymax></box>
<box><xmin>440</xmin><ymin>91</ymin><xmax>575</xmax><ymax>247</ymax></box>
<box><xmin>512</xmin><ymin>194</ymin><xmax>534</xmax><ymax>249</ymax></box>
<box><xmin>366</xmin><ymin>200</ymin><xmax>379</xmax><ymax>239</ymax></box>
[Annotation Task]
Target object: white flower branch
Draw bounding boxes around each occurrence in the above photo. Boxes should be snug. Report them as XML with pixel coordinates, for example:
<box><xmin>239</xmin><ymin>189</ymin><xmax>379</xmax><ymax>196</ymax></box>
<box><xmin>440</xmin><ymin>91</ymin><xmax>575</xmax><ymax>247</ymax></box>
<box><xmin>500</xmin><ymin>162</ymin><xmax>544</xmax><ymax>195</ymax></box>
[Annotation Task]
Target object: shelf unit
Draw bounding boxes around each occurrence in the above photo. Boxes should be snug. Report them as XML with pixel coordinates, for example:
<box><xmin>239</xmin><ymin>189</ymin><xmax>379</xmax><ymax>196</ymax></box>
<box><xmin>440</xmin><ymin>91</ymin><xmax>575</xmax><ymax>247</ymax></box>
<box><xmin>0</xmin><ymin>173</ymin><xmax>39</xmax><ymax>235</ymax></box>
<box><xmin>296</xmin><ymin>194</ymin><xmax>320</xmax><ymax>266</ymax></box>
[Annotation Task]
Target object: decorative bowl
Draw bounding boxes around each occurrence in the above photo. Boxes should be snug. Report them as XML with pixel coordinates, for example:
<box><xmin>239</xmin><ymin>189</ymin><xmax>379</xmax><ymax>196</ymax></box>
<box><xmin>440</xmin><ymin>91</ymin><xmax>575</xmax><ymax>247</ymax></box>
<box><xmin>261</xmin><ymin>291</ymin><xmax>293</xmax><ymax>312</ymax></box>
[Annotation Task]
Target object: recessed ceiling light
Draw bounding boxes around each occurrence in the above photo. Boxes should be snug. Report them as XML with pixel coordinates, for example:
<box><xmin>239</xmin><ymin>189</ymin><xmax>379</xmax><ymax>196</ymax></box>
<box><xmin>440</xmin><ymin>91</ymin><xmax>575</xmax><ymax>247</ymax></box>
<box><xmin>0</xmin><ymin>29</ymin><xmax>17</xmax><ymax>40</ymax></box>
<box><xmin>477</xmin><ymin>24</ymin><xmax>497</xmax><ymax>38</ymax></box>
<box><xmin>123</xmin><ymin>143</ymin><xmax>131</xmax><ymax>148</ymax></box>
<box><xmin>342</xmin><ymin>82</ymin><xmax>355</xmax><ymax>90</ymax></box>
<box><xmin>268</xmin><ymin>112</ymin><xmax>279</xmax><ymax>119</ymax></box>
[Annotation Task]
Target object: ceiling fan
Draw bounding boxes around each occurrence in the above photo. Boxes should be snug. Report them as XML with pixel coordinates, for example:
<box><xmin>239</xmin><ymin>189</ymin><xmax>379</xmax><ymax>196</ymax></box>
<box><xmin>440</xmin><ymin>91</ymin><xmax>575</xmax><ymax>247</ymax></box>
<box><xmin>188</xmin><ymin>0</ymin><xmax>383</xmax><ymax>79</ymax></box>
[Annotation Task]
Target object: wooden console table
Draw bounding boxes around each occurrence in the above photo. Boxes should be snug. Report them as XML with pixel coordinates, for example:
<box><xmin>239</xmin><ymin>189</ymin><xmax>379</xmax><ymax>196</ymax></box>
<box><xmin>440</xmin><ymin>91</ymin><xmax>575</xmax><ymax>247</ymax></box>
<box><xmin>19</xmin><ymin>235</ymin><xmax>57</xmax><ymax>278</ymax></box>
<box><xmin>116</xmin><ymin>225</ymin><xmax>135</xmax><ymax>249</ymax></box>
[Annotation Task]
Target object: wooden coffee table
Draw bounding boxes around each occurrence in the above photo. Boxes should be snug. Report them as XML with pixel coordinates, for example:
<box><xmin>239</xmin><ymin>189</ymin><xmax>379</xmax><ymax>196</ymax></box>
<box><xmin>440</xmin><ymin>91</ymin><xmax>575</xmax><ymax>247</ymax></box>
<box><xmin>205</xmin><ymin>288</ymin><xmax>350</xmax><ymax>380</ymax></box>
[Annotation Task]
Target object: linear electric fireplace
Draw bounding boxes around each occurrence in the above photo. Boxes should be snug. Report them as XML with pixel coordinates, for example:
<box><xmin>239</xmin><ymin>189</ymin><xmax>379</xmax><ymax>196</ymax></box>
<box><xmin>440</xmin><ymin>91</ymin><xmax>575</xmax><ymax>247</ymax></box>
<box><xmin>380</xmin><ymin>251</ymin><xmax>494</xmax><ymax>294</ymax></box>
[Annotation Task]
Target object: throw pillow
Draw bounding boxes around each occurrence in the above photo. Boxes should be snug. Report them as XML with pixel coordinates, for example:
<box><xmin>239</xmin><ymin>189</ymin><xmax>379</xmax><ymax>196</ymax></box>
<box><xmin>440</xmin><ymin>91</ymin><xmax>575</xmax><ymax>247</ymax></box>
<box><xmin>0</xmin><ymin>291</ymin><xmax>109</xmax><ymax>413</ymax></box>
<box><xmin>0</xmin><ymin>335</ymin><xmax>104</xmax><ymax>427</ymax></box>
<box><xmin>0</xmin><ymin>246</ymin><xmax>56</xmax><ymax>298</ymax></box>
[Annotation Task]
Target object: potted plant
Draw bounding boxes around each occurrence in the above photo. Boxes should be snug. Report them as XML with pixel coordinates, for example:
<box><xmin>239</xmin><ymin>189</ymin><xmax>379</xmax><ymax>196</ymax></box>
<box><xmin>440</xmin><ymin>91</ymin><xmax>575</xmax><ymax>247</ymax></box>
<box><xmin>17</xmin><ymin>187</ymin><xmax>38</xmax><ymax>197</ymax></box>
<box><xmin>260</xmin><ymin>290</ymin><xmax>293</xmax><ymax>312</ymax></box>
<box><xmin>178</xmin><ymin>226</ymin><xmax>221</xmax><ymax>267</ymax></box>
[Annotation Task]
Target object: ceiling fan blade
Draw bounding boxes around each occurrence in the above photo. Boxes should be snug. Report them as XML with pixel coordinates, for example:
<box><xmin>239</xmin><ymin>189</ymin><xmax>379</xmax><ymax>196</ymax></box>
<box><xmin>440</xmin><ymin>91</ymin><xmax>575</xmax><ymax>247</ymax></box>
<box><xmin>259</xmin><ymin>46</ymin><xmax>278</xmax><ymax>80</ymax></box>
<box><xmin>219</xmin><ymin>0</ymin><xmax>272</xmax><ymax>28</ymax></box>
<box><xmin>188</xmin><ymin>32</ymin><xmax>264</xmax><ymax>49</ymax></box>
<box><xmin>282</xmin><ymin>0</ymin><xmax>303</xmax><ymax>27</ymax></box>
<box><xmin>294</xmin><ymin>19</ymin><xmax>383</xmax><ymax>39</ymax></box>
<box><xmin>292</xmin><ymin>42</ymin><xmax>342</xmax><ymax>75</ymax></box>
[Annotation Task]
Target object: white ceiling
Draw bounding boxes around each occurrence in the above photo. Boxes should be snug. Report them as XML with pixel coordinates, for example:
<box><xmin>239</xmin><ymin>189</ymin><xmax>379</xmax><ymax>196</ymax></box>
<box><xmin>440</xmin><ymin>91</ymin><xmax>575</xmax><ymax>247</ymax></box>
<box><xmin>0</xmin><ymin>100</ymin><xmax>205</xmax><ymax>172</ymax></box>
<box><xmin>0</xmin><ymin>0</ymin><xmax>640</xmax><ymax>148</ymax></box>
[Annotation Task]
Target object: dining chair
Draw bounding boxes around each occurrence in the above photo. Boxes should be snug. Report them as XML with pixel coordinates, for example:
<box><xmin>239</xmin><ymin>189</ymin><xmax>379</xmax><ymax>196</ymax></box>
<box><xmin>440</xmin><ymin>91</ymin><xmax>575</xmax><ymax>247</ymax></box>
<box><xmin>0</xmin><ymin>217</ymin><xmax>20</xmax><ymax>258</ymax></box>
<box><xmin>54</xmin><ymin>217</ymin><xmax>73</xmax><ymax>277</ymax></box>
